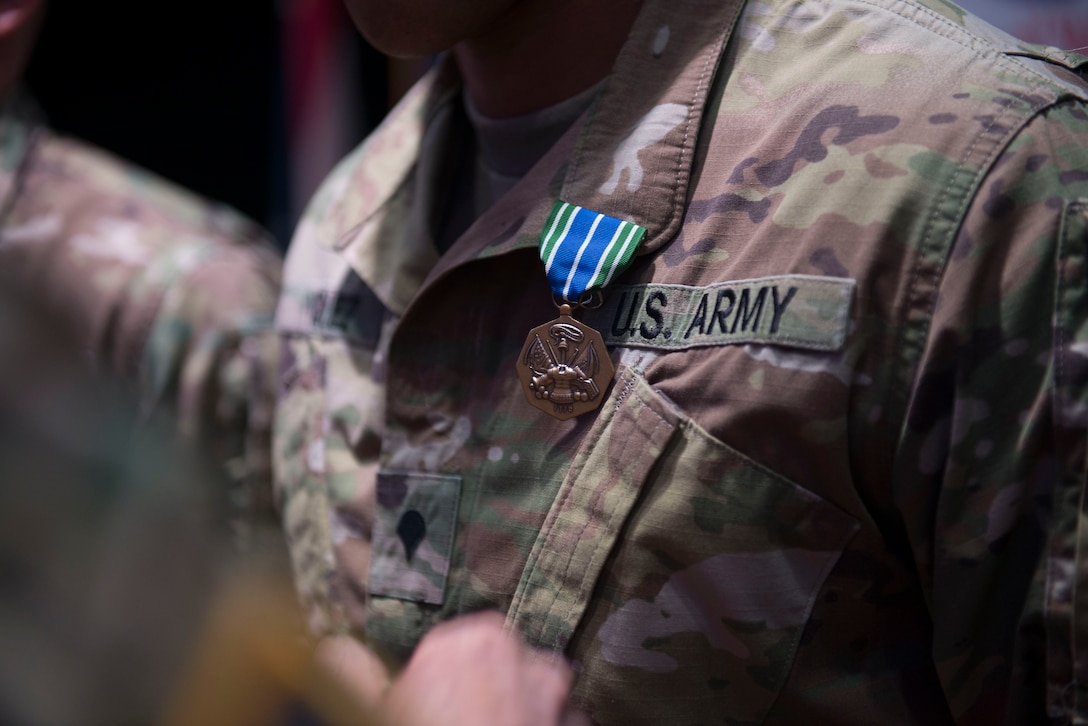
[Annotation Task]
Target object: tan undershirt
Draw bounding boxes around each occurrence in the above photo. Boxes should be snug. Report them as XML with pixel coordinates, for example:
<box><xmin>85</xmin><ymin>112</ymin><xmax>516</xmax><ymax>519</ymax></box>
<box><xmin>436</xmin><ymin>80</ymin><xmax>604</xmax><ymax>253</ymax></box>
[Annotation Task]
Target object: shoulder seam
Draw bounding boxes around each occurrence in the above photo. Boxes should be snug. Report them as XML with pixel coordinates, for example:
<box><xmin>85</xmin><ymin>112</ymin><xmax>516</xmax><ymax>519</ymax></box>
<box><xmin>853</xmin><ymin>0</ymin><xmax>1073</xmax><ymax>99</ymax></box>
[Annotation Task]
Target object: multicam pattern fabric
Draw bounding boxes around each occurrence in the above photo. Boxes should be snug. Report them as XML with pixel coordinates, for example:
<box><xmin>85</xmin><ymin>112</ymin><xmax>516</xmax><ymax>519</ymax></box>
<box><xmin>369</xmin><ymin>471</ymin><xmax>462</xmax><ymax>605</ymax></box>
<box><xmin>0</xmin><ymin>96</ymin><xmax>283</xmax><ymax>529</ymax></box>
<box><xmin>275</xmin><ymin>0</ymin><xmax>1088</xmax><ymax>722</ymax></box>
<box><xmin>0</xmin><ymin>282</ymin><xmax>232</xmax><ymax>726</ymax></box>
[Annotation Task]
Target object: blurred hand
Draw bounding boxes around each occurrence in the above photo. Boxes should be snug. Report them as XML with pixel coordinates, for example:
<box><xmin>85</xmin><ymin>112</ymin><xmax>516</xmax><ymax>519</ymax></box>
<box><xmin>316</xmin><ymin>612</ymin><xmax>585</xmax><ymax>726</ymax></box>
<box><xmin>314</xmin><ymin>631</ymin><xmax>392</xmax><ymax>715</ymax></box>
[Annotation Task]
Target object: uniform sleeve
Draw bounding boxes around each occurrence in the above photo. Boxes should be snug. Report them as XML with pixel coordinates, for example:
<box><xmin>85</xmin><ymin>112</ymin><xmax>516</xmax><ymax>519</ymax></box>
<box><xmin>894</xmin><ymin>99</ymin><xmax>1088</xmax><ymax>723</ymax></box>
<box><xmin>139</xmin><ymin>237</ymin><xmax>283</xmax><ymax>544</ymax></box>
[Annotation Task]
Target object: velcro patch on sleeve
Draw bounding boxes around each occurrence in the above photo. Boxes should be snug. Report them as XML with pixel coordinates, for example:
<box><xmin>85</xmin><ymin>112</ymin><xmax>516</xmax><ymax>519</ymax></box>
<box><xmin>588</xmin><ymin>275</ymin><xmax>855</xmax><ymax>352</ymax></box>
<box><xmin>368</xmin><ymin>471</ymin><xmax>462</xmax><ymax>605</ymax></box>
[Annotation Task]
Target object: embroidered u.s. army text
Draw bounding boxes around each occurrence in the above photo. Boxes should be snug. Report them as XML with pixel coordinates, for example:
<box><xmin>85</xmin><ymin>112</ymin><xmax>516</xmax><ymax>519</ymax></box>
<box><xmin>587</xmin><ymin>275</ymin><xmax>855</xmax><ymax>352</ymax></box>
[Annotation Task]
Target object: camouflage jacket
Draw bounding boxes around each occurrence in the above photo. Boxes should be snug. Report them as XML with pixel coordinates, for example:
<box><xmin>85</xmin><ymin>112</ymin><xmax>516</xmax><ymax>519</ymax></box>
<box><xmin>275</xmin><ymin>0</ymin><xmax>1088</xmax><ymax>722</ymax></box>
<box><xmin>0</xmin><ymin>96</ymin><xmax>282</xmax><ymax>526</ymax></box>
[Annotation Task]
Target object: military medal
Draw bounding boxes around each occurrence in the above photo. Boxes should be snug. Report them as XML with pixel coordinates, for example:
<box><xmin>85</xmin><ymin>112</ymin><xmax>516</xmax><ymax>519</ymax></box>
<box><xmin>518</xmin><ymin>302</ymin><xmax>612</xmax><ymax>420</ymax></box>
<box><xmin>517</xmin><ymin>201</ymin><xmax>647</xmax><ymax>420</ymax></box>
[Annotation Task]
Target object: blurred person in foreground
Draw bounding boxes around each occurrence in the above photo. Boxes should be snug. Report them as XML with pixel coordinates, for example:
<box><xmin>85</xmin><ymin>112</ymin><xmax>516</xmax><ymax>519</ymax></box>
<box><xmin>274</xmin><ymin>0</ymin><xmax>1088</xmax><ymax>722</ymax></box>
<box><xmin>0</xmin><ymin>279</ymin><xmax>580</xmax><ymax>726</ymax></box>
<box><xmin>0</xmin><ymin>3</ymin><xmax>581</xmax><ymax>724</ymax></box>
<box><xmin>0</xmin><ymin>0</ymin><xmax>282</xmax><ymax>536</ymax></box>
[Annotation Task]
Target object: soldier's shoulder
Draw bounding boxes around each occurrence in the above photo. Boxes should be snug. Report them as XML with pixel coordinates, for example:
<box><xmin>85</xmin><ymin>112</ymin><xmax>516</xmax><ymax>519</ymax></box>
<box><xmin>29</xmin><ymin>130</ymin><xmax>273</xmax><ymax>251</ymax></box>
<box><xmin>884</xmin><ymin>0</ymin><xmax>1087</xmax><ymax>100</ymax></box>
<box><xmin>290</xmin><ymin>68</ymin><xmax>439</xmax><ymax>255</ymax></box>
<box><xmin>24</xmin><ymin>129</ymin><xmax>282</xmax><ymax>301</ymax></box>
<box><xmin>8</xmin><ymin>130</ymin><xmax>282</xmax><ymax>373</ymax></box>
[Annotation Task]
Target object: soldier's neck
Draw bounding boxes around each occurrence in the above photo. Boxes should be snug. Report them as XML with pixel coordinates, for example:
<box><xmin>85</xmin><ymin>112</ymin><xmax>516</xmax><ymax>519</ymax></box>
<box><xmin>453</xmin><ymin>0</ymin><xmax>642</xmax><ymax>119</ymax></box>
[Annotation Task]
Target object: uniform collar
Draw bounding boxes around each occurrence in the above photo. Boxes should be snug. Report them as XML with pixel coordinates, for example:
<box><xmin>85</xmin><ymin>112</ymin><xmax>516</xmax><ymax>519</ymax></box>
<box><xmin>317</xmin><ymin>0</ymin><xmax>747</xmax><ymax>314</ymax></box>
<box><xmin>428</xmin><ymin>0</ymin><xmax>747</xmax><ymax>284</ymax></box>
<box><xmin>550</xmin><ymin>0</ymin><xmax>746</xmax><ymax>255</ymax></box>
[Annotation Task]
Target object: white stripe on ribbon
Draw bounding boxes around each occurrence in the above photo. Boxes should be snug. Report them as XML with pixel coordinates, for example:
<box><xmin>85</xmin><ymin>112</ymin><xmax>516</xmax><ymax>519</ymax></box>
<box><xmin>599</xmin><ymin>223</ymin><xmax>641</xmax><ymax>288</ymax></box>
<box><xmin>543</xmin><ymin>203</ymin><xmax>579</xmax><ymax>273</ymax></box>
<box><xmin>562</xmin><ymin>212</ymin><xmax>605</xmax><ymax>300</ymax></box>
<box><xmin>587</xmin><ymin>220</ymin><xmax>628</xmax><ymax>291</ymax></box>
<box><xmin>540</xmin><ymin>201</ymin><xmax>571</xmax><ymax>263</ymax></box>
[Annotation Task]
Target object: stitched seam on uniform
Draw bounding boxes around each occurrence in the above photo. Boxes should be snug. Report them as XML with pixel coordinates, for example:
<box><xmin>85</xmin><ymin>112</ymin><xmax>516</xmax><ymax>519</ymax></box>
<box><xmin>1054</xmin><ymin>198</ymin><xmax>1088</xmax><ymax>419</ymax></box>
<box><xmin>536</xmin><ymin>385</ymin><xmax>648</xmax><ymax>640</ymax></box>
<box><xmin>605</xmin><ymin>335</ymin><xmax>843</xmax><ymax>353</ymax></box>
<box><xmin>668</xmin><ymin>30</ymin><xmax>717</xmax><ymax>239</ymax></box>
<box><xmin>1048</xmin><ymin>197</ymin><xmax>1082</xmax><ymax>718</ymax></box>
<box><xmin>894</xmin><ymin>99</ymin><xmax>1018</xmax><ymax>451</ymax></box>
<box><xmin>1076</xmin><ymin>427</ymin><xmax>1088</xmax><ymax>719</ymax></box>
<box><xmin>505</xmin><ymin>371</ymin><xmax>634</xmax><ymax>640</ymax></box>
<box><xmin>510</xmin><ymin>370</ymin><xmax>657</xmax><ymax>644</ymax></box>
<box><xmin>1045</xmin><ymin>556</ymin><xmax>1064</xmax><ymax>718</ymax></box>
<box><xmin>855</xmin><ymin>0</ymin><xmax>1066</xmax><ymax>87</ymax></box>
<box><xmin>560</xmin><ymin>0</ymin><xmax>739</xmax><ymax>242</ymax></box>
<box><xmin>606</xmin><ymin>276</ymin><xmax>854</xmax><ymax>292</ymax></box>
<box><xmin>613</xmin><ymin>371</ymin><xmax>639</xmax><ymax>411</ymax></box>
<box><xmin>522</xmin><ymin>404</ymin><xmax>611</xmax><ymax>644</ymax></box>
<box><xmin>1055</xmin><ymin>202</ymin><xmax>1072</xmax><ymax>419</ymax></box>
<box><xmin>434</xmin><ymin>474</ymin><xmax>461</xmax><ymax>602</ymax></box>
<box><xmin>506</xmin><ymin>534</ymin><xmax>535</xmax><ymax>632</ymax></box>
<box><xmin>552</xmin><ymin>380</ymin><xmax>671</xmax><ymax>650</ymax></box>
<box><xmin>607</xmin><ymin>332</ymin><xmax>846</xmax><ymax>350</ymax></box>
<box><xmin>680</xmin><ymin>409</ymin><xmax>855</xmax><ymax>515</ymax></box>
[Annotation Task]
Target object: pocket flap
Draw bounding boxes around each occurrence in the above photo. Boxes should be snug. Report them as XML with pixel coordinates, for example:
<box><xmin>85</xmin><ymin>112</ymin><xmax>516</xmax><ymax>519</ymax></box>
<box><xmin>505</xmin><ymin>367</ymin><xmax>684</xmax><ymax>649</ymax></box>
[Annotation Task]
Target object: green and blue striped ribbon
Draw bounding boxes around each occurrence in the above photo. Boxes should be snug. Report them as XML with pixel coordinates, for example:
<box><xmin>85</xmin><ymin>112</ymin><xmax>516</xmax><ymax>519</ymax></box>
<box><xmin>539</xmin><ymin>201</ymin><xmax>648</xmax><ymax>302</ymax></box>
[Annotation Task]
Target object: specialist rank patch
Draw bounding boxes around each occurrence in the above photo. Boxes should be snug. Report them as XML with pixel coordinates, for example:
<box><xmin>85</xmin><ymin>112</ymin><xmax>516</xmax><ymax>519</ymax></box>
<box><xmin>586</xmin><ymin>275</ymin><xmax>855</xmax><ymax>352</ymax></box>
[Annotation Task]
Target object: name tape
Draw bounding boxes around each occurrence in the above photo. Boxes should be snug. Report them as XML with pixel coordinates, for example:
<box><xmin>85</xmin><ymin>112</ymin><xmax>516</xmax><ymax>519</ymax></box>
<box><xmin>585</xmin><ymin>275</ymin><xmax>855</xmax><ymax>352</ymax></box>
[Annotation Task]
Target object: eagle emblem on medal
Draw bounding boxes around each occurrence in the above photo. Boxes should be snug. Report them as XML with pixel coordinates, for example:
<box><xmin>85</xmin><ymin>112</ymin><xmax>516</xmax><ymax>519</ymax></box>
<box><xmin>517</xmin><ymin>304</ymin><xmax>614</xmax><ymax>420</ymax></box>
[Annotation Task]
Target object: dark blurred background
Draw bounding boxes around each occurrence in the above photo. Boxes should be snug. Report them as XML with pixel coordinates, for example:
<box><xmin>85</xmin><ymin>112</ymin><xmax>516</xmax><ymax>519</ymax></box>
<box><xmin>21</xmin><ymin>0</ymin><xmax>1088</xmax><ymax>251</ymax></box>
<box><xmin>23</xmin><ymin>0</ymin><xmax>411</xmax><ymax>248</ymax></box>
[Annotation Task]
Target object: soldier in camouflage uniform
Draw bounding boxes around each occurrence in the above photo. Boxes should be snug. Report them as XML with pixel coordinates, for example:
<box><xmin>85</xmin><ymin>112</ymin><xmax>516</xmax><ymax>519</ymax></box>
<box><xmin>0</xmin><ymin>280</ymin><xmax>576</xmax><ymax>726</ymax></box>
<box><xmin>0</xmin><ymin>279</ymin><xmax>234</xmax><ymax>726</ymax></box>
<box><xmin>1</xmin><ymin>7</ymin><xmax>579</xmax><ymax>725</ymax></box>
<box><xmin>0</xmin><ymin>0</ymin><xmax>282</xmax><ymax>527</ymax></box>
<box><xmin>276</xmin><ymin>0</ymin><xmax>1088</xmax><ymax>722</ymax></box>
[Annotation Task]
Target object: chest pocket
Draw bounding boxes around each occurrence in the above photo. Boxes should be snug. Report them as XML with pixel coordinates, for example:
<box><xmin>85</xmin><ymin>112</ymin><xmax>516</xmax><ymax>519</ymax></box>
<box><xmin>506</xmin><ymin>367</ymin><xmax>860</xmax><ymax>725</ymax></box>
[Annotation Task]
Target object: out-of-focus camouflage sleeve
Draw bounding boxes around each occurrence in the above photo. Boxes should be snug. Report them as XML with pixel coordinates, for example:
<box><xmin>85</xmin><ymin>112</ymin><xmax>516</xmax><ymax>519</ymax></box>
<box><xmin>139</xmin><ymin>237</ymin><xmax>283</xmax><ymax>540</ymax></box>
<box><xmin>895</xmin><ymin>100</ymin><xmax>1088</xmax><ymax>722</ymax></box>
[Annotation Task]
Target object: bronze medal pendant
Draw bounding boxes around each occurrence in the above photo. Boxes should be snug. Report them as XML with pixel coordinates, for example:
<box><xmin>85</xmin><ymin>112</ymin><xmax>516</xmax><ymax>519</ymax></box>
<box><xmin>517</xmin><ymin>304</ymin><xmax>614</xmax><ymax>421</ymax></box>
<box><xmin>524</xmin><ymin>200</ymin><xmax>647</xmax><ymax>420</ymax></box>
